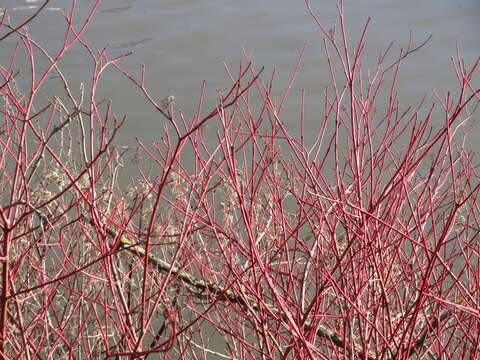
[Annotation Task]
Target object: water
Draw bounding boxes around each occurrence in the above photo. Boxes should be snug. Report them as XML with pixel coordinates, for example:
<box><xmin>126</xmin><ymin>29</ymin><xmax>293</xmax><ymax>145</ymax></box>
<box><xmin>1</xmin><ymin>0</ymin><xmax>478</xmax><ymax>147</ymax></box>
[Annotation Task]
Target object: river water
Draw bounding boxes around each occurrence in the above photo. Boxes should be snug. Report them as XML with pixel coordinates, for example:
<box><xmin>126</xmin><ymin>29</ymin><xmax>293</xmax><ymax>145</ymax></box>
<box><xmin>1</xmin><ymin>0</ymin><xmax>479</xmax><ymax>147</ymax></box>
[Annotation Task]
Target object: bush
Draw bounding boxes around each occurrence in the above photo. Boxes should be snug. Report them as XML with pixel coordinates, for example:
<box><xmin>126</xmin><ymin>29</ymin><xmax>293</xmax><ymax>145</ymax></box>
<box><xmin>0</xmin><ymin>1</ymin><xmax>479</xmax><ymax>358</ymax></box>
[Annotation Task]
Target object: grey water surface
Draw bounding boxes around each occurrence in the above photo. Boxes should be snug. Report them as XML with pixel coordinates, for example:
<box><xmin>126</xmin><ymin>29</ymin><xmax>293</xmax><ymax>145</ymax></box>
<box><xmin>1</xmin><ymin>0</ymin><xmax>479</xmax><ymax>148</ymax></box>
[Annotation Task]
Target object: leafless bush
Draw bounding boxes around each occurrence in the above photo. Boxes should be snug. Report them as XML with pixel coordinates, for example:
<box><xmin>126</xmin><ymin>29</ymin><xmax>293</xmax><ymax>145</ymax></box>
<box><xmin>0</xmin><ymin>1</ymin><xmax>479</xmax><ymax>359</ymax></box>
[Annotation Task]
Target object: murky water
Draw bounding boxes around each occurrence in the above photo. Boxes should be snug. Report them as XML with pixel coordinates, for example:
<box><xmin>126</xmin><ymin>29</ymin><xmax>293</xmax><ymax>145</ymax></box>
<box><xmin>1</xmin><ymin>0</ymin><xmax>479</xmax><ymax>147</ymax></box>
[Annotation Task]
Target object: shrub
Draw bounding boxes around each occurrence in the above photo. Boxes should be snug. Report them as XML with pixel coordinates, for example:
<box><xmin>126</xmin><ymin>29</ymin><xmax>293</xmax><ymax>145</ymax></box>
<box><xmin>0</xmin><ymin>0</ymin><xmax>479</xmax><ymax>358</ymax></box>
